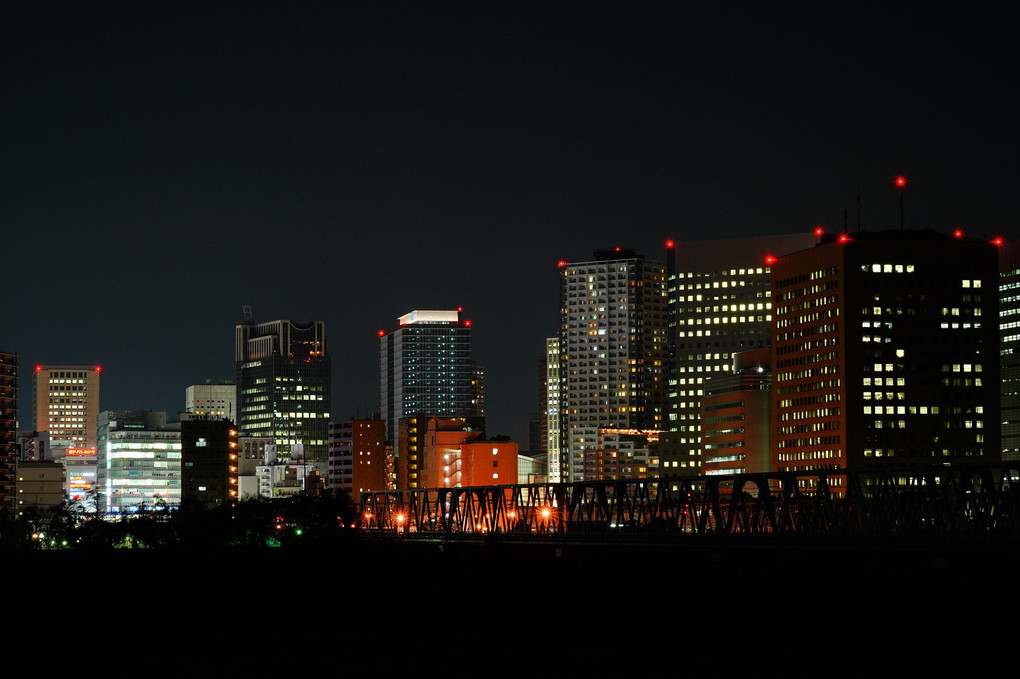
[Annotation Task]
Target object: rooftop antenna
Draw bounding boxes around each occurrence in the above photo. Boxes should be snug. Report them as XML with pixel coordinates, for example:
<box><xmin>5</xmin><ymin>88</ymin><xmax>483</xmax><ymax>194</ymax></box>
<box><xmin>242</xmin><ymin>305</ymin><xmax>253</xmax><ymax>324</ymax></box>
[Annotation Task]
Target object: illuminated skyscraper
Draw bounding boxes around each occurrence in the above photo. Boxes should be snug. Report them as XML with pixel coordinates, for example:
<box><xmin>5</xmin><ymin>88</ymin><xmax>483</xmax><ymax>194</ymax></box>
<box><xmin>379</xmin><ymin>310</ymin><xmax>476</xmax><ymax>485</ymax></box>
<box><xmin>33</xmin><ymin>365</ymin><xmax>101</xmax><ymax>451</ymax></box>
<box><xmin>558</xmin><ymin>248</ymin><xmax>668</xmax><ymax>483</ymax></box>
<box><xmin>771</xmin><ymin>229</ymin><xmax>999</xmax><ymax>475</ymax></box>
<box><xmin>662</xmin><ymin>233</ymin><xmax>817</xmax><ymax>475</ymax></box>
<box><xmin>235</xmin><ymin>320</ymin><xmax>331</xmax><ymax>468</ymax></box>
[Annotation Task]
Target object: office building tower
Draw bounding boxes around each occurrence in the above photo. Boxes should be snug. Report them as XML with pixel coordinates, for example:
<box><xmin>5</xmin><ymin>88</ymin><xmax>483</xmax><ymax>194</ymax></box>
<box><xmin>235</xmin><ymin>319</ymin><xmax>331</xmax><ymax>468</ymax></box>
<box><xmin>328</xmin><ymin>415</ymin><xmax>387</xmax><ymax>501</ymax></box>
<box><xmin>0</xmin><ymin>351</ymin><xmax>17</xmax><ymax>514</ymax></box>
<box><xmin>96</xmin><ymin>411</ymin><xmax>181</xmax><ymax>513</ymax></box>
<box><xmin>558</xmin><ymin>248</ymin><xmax>668</xmax><ymax>483</ymax></box>
<box><xmin>181</xmin><ymin>418</ymin><xmax>239</xmax><ymax>509</ymax></box>
<box><xmin>662</xmin><ymin>233</ymin><xmax>817</xmax><ymax>475</ymax></box>
<box><xmin>1000</xmin><ymin>240</ymin><xmax>1020</xmax><ymax>461</ymax></box>
<box><xmin>32</xmin><ymin>365</ymin><xmax>101</xmax><ymax>451</ymax></box>
<box><xmin>185</xmin><ymin>380</ymin><xmax>237</xmax><ymax>420</ymax></box>
<box><xmin>771</xmin><ymin>230</ymin><xmax>999</xmax><ymax>477</ymax></box>
<box><xmin>379</xmin><ymin>309</ymin><xmax>475</xmax><ymax>476</ymax></box>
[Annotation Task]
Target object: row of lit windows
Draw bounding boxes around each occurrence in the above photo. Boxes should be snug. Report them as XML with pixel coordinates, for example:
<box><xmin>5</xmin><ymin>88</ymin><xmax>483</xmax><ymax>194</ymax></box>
<box><xmin>862</xmin><ymin>263</ymin><xmax>916</xmax><ymax>274</ymax></box>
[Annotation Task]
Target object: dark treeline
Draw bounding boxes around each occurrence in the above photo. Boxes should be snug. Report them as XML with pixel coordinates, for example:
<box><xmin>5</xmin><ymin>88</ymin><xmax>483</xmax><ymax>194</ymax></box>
<box><xmin>0</xmin><ymin>493</ymin><xmax>361</xmax><ymax>551</ymax></box>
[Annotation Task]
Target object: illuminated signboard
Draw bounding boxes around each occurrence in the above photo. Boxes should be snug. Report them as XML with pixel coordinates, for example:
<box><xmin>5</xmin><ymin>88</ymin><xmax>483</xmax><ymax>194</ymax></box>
<box><xmin>67</xmin><ymin>448</ymin><xmax>97</xmax><ymax>457</ymax></box>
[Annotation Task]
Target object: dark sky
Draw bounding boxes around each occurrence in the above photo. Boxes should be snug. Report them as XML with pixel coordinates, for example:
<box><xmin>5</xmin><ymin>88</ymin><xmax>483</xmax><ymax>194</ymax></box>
<box><xmin>4</xmin><ymin>2</ymin><xmax>1016</xmax><ymax>441</ymax></box>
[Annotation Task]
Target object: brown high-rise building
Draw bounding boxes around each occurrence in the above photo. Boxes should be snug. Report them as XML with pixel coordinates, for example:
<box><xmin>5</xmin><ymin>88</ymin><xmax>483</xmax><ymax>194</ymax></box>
<box><xmin>328</xmin><ymin>415</ymin><xmax>388</xmax><ymax>501</ymax></box>
<box><xmin>33</xmin><ymin>365</ymin><xmax>101</xmax><ymax>452</ymax></box>
<box><xmin>771</xmin><ymin>230</ymin><xmax>999</xmax><ymax>479</ymax></box>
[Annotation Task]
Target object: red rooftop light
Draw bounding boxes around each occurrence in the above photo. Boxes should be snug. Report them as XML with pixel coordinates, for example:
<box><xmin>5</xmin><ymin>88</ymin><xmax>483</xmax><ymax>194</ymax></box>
<box><xmin>665</xmin><ymin>239</ymin><xmax>675</xmax><ymax>249</ymax></box>
<box><xmin>838</xmin><ymin>233</ymin><xmax>850</xmax><ymax>243</ymax></box>
<box><xmin>457</xmin><ymin>306</ymin><xmax>463</xmax><ymax>312</ymax></box>
<box><xmin>993</xmin><ymin>236</ymin><xmax>1004</xmax><ymax>247</ymax></box>
<box><xmin>464</xmin><ymin>320</ymin><xmax>472</xmax><ymax>327</ymax></box>
<box><xmin>814</xmin><ymin>226</ymin><xmax>824</xmax><ymax>237</ymax></box>
<box><xmin>953</xmin><ymin>229</ymin><xmax>964</xmax><ymax>239</ymax></box>
<box><xmin>557</xmin><ymin>260</ymin><xmax>567</xmax><ymax>267</ymax></box>
<box><xmin>764</xmin><ymin>254</ymin><xmax>777</xmax><ymax>265</ymax></box>
<box><xmin>895</xmin><ymin>175</ymin><xmax>907</xmax><ymax>187</ymax></box>
<box><xmin>95</xmin><ymin>366</ymin><xmax>101</xmax><ymax>372</ymax></box>
<box><xmin>35</xmin><ymin>365</ymin><xmax>41</xmax><ymax>372</ymax></box>
<box><xmin>615</xmin><ymin>246</ymin><xmax>621</xmax><ymax>251</ymax></box>
<box><xmin>378</xmin><ymin>330</ymin><xmax>385</xmax><ymax>337</ymax></box>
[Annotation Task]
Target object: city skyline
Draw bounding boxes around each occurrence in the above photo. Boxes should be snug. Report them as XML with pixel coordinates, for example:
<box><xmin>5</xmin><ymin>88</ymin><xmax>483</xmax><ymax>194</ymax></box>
<box><xmin>5</xmin><ymin>3</ymin><xmax>1016</xmax><ymax>440</ymax></box>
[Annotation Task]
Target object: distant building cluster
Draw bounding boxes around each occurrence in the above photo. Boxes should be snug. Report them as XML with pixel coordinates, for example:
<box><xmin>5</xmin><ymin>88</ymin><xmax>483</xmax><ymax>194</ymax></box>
<box><xmin>0</xmin><ymin>227</ymin><xmax>1014</xmax><ymax>517</ymax></box>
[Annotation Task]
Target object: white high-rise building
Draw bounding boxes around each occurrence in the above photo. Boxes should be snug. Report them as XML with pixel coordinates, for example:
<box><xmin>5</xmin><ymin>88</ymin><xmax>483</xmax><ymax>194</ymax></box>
<box><xmin>558</xmin><ymin>248</ymin><xmax>668</xmax><ymax>482</ymax></box>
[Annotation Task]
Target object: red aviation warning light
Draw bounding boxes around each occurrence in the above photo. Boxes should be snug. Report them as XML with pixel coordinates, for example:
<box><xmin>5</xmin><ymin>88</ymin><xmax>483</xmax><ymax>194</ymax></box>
<box><xmin>992</xmin><ymin>236</ymin><xmax>1004</xmax><ymax>247</ymax></box>
<box><xmin>895</xmin><ymin>175</ymin><xmax>907</xmax><ymax>187</ymax></box>
<box><xmin>377</xmin><ymin>330</ymin><xmax>385</xmax><ymax>337</ymax></box>
<box><xmin>95</xmin><ymin>366</ymin><xmax>101</xmax><ymax>372</ymax></box>
<box><xmin>764</xmin><ymin>254</ymin><xmax>777</xmax><ymax>266</ymax></box>
<box><xmin>464</xmin><ymin>320</ymin><xmax>472</xmax><ymax>327</ymax></box>
<box><xmin>557</xmin><ymin>260</ymin><xmax>567</xmax><ymax>267</ymax></box>
<box><xmin>814</xmin><ymin>226</ymin><xmax>824</xmax><ymax>237</ymax></box>
<box><xmin>838</xmin><ymin>233</ymin><xmax>850</xmax><ymax>243</ymax></box>
<box><xmin>665</xmin><ymin>239</ymin><xmax>675</xmax><ymax>249</ymax></box>
<box><xmin>953</xmin><ymin>229</ymin><xmax>964</xmax><ymax>239</ymax></box>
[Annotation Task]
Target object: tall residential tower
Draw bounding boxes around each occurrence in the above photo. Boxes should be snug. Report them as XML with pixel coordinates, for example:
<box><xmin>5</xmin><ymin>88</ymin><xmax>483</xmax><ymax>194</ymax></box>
<box><xmin>558</xmin><ymin>248</ymin><xmax>668</xmax><ymax>482</ymax></box>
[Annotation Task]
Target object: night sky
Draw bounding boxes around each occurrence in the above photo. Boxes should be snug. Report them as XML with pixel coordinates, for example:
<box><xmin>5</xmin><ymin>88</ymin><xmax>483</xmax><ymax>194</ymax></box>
<box><xmin>4</xmin><ymin>2</ymin><xmax>1016</xmax><ymax>441</ymax></box>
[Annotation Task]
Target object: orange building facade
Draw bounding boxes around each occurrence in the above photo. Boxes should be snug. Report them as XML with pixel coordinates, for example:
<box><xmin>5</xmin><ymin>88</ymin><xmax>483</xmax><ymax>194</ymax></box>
<box><xmin>420</xmin><ymin>417</ymin><xmax>517</xmax><ymax>488</ymax></box>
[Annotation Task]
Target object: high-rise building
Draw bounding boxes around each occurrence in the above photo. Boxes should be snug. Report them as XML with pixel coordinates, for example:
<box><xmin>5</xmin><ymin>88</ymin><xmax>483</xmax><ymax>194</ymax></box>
<box><xmin>328</xmin><ymin>414</ymin><xmax>387</xmax><ymax>501</ymax></box>
<box><xmin>0</xmin><ymin>351</ymin><xmax>18</xmax><ymax>514</ymax></box>
<box><xmin>558</xmin><ymin>248</ymin><xmax>668</xmax><ymax>483</ymax></box>
<box><xmin>662</xmin><ymin>233</ymin><xmax>817</xmax><ymax>475</ymax></box>
<box><xmin>97</xmin><ymin>411</ymin><xmax>181</xmax><ymax>513</ymax></box>
<box><xmin>379</xmin><ymin>309</ymin><xmax>476</xmax><ymax>474</ymax></box>
<box><xmin>185</xmin><ymin>380</ymin><xmax>237</xmax><ymax>420</ymax></box>
<box><xmin>771</xmin><ymin>229</ymin><xmax>1000</xmax><ymax>477</ymax></box>
<box><xmin>32</xmin><ymin>365</ymin><xmax>101</xmax><ymax>451</ymax></box>
<box><xmin>541</xmin><ymin>338</ymin><xmax>562</xmax><ymax>482</ymax></box>
<box><xmin>235</xmin><ymin>320</ymin><xmax>331</xmax><ymax>468</ymax></box>
<box><xmin>999</xmin><ymin>240</ymin><xmax>1020</xmax><ymax>461</ymax></box>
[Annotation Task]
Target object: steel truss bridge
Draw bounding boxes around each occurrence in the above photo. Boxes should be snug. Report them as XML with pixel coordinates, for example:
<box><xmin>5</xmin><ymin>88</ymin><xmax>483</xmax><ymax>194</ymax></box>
<box><xmin>359</xmin><ymin>463</ymin><xmax>1020</xmax><ymax>540</ymax></box>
